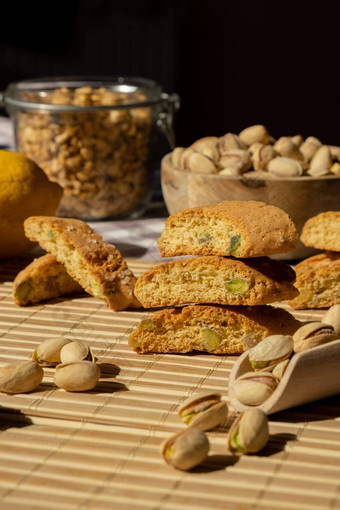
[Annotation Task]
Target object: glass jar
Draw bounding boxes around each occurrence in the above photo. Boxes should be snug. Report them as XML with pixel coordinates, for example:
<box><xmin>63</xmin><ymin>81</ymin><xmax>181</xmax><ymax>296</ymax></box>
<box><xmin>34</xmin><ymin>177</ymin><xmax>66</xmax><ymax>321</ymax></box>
<box><xmin>1</xmin><ymin>76</ymin><xmax>179</xmax><ymax>220</ymax></box>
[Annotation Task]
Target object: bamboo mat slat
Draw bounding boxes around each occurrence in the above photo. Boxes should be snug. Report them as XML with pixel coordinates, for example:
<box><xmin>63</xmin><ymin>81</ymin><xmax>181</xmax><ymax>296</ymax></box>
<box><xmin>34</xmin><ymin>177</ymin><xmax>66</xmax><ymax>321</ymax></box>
<box><xmin>0</xmin><ymin>256</ymin><xmax>339</xmax><ymax>510</ymax></box>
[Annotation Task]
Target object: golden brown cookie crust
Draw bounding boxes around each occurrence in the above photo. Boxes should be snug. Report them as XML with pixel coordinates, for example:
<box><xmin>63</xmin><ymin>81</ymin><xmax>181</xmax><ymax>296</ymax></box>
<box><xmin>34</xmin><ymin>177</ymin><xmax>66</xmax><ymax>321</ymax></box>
<box><xmin>134</xmin><ymin>255</ymin><xmax>299</xmax><ymax>307</ymax></box>
<box><xmin>13</xmin><ymin>254</ymin><xmax>83</xmax><ymax>306</ymax></box>
<box><xmin>24</xmin><ymin>216</ymin><xmax>141</xmax><ymax>311</ymax></box>
<box><xmin>300</xmin><ymin>211</ymin><xmax>340</xmax><ymax>251</ymax></box>
<box><xmin>157</xmin><ymin>200</ymin><xmax>297</xmax><ymax>258</ymax></box>
<box><xmin>288</xmin><ymin>252</ymin><xmax>340</xmax><ymax>309</ymax></box>
<box><xmin>129</xmin><ymin>304</ymin><xmax>301</xmax><ymax>354</ymax></box>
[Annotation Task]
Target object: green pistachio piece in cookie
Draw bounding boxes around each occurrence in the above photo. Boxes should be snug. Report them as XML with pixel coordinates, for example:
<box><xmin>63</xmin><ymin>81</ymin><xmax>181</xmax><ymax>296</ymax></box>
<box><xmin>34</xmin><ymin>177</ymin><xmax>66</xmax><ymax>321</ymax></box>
<box><xmin>228</xmin><ymin>235</ymin><xmax>241</xmax><ymax>254</ymax></box>
<box><xmin>140</xmin><ymin>319</ymin><xmax>156</xmax><ymax>331</ymax></box>
<box><xmin>225</xmin><ymin>278</ymin><xmax>249</xmax><ymax>294</ymax></box>
<box><xmin>197</xmin><ymin>231</ymin><xmax>212</xmax><ymax>244</ymax></box>
<box><xmin>201</xmin><ymin>328</ymin><xmax>221</xmax><ymax>351</ymax></box>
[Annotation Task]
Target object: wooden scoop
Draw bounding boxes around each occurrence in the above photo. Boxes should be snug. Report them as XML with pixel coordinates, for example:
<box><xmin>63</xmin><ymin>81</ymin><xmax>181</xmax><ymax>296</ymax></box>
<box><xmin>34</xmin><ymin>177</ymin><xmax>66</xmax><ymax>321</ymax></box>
<box><xmin>229</xmin><ymin>339</ymin><xmax>340</xmax><ymax>415</ymax></box>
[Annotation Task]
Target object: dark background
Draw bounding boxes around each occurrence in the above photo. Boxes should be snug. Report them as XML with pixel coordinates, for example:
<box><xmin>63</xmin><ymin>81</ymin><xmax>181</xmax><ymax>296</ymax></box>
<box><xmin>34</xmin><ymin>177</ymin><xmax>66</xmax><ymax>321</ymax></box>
<box><xmin>1</xmin><ymin>0</ymin><xmax>340</xmax><ymax>148</ymax></box>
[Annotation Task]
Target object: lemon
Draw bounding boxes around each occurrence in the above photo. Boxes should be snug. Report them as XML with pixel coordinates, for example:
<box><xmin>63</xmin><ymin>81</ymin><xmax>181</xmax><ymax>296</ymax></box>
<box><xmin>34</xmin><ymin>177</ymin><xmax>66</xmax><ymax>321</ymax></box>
<box><xmin>0</xmin><ymin>150</ymin><xmax>63</xmax><ymax>259</ymax></box>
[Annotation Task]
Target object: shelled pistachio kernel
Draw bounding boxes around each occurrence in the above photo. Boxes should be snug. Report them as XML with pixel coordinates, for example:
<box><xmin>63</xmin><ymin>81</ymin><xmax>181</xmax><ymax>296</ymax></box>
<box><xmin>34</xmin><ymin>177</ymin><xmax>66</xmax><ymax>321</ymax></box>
<box><xmin>60</xmin><ymin>341</ymin><xmax>95</xmax><ymax>364</ymax></box>
<box><xmin>161</xmin><ymin>427</ymin><xmax>210</xmax><ymax>471</ymax></box>
<box><xmin>292</xmin><ymin>322</ymin><xmax>339</xmax><ymax>353</ymax></box>
<box><xmin>322</xmin><ymin>305</ymin><xmax>340</xmax><ymax>335</ymax></box>
<box><xmin>54</xmin><ymin>360</ymin><xmax>101</xmax><ymax>392</ymax></box>
<box><xmin>200</xmin><ymin>328</ymin><xmax>221</xmax><ymax>351</ymax></box>
<box><xmin>178</xmin><ymin>391</ymin><xmax>228</xmax><ymax>431</ymax></box>
<box><xmin>232</xmin><ymin>371</ymin><xmax>278</xmax><ymax>406</ymax></box>
<box><xmin>225</xmin><ymin>278</ymin><xmax>249</xmax><ymax>294</ymax></box>
<box><xmin>32</xmin><ymin>337</ymin><xmax>71</xmax><ymax>366</ymax></box>
<box><xmin>0</xmin><ymin>360</ymin><xmax>44</xmax><ymax>394</ymax></box>
<box><xmin>228</xmin><ymin>408</ymin><xmax>269</xmax><ymax>455</ymax></box>
<box><xmin>248</xmin><ymin>335</ymin><xmax>293</xmax><ymax>371</ymax></box>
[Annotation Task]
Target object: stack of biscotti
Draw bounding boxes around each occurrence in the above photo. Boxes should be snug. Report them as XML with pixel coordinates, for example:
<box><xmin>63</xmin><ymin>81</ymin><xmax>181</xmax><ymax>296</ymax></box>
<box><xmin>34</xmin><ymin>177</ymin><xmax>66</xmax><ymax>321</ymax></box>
<box><xmin>129</xmin><ymin>200</ymin><xmax>301</xmax><ymax>354</ymax></box>
<box><xmin>289</xmin><ymin>211</ymin><xmax>340</xmax><ymax>309</ymax></box>
<box><xmin>16</xmin><ymin>216</ymin><xmax>141</xmax><ymax>311</ymax></box>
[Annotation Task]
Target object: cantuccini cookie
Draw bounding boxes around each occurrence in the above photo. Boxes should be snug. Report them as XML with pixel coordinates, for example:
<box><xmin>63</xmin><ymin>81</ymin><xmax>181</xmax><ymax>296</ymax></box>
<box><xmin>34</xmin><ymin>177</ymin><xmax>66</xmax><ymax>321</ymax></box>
<box><xmin>288</xmin><ymin>252</ymin><xmax>340</xmax><ymax>309</ymax></box>
<box><xmin>13</xmin><ymin>254</ymin><xmax>83</xmax><ymax>306</ymax></box>
<box><xmin>129</xmin><ymin>304</ymin><xmax>301</xmax><ymax>354</ymax></box>
<box><xmin>24</xmin><ymin>216</ymin><xmax>141</xmax><ymax>311</ymax></box>
<box><xmin>134</xmin><ymin>256</ymin><xmax>299</xmax><ymax>308</ymax></box>
<box><xmin>157</xmin><ymin>200</ymin><xmax>297</xmax><ymax>258</ymax></box>
<box><xmin>300</xmin><ymin>211</ymin><xmax>340</xmax><ymax>252</ymax></box>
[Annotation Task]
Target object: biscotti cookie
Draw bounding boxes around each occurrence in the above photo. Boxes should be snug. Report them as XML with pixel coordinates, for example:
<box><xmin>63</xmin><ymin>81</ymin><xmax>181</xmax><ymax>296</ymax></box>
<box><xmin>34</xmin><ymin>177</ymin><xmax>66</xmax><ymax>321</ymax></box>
<box><xmin>157</xmin><ymin>200</ymin><xmax>297</xmax><ymax>258</ymax></box>
<box><xmin>13</xmin><ymin>254</ymin><xmax>83</xmax><ymax>306</ymax></box>
<box><xmin>129</xmin><ymin>304</ymin><xmax>301</xmax><ymax>354</ymax></box>
<box><xmin>24</xmin><ymin>216</ymin><xmax>141</xmax><ymax>311</ymax></box>
<box><xmin>134</xmin><ymin>255</ymin><xmax>299</xmax><ymax>308</ymax></box>
<box><xmin>288</xmin><ymin>252</ymin><xmax>340</xmax><ymax>309</ymax></box>
<box><xmin>300</xmin><ymin>211</ymin><xmax>340</xmax><ymax>252</ymax></box>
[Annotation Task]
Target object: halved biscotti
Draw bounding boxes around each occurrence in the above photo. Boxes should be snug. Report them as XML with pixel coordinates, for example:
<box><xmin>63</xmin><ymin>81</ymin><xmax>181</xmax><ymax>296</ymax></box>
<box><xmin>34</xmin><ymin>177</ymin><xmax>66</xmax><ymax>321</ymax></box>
<box><xmin>288</xmin><ymin>252</ymin><xmax>340</xmax><ymax>309</ymax></box>
<box><xmin>129</xmin><ymin>304</ymin><xmax>301</xmax><ymax>354</ymax></box>
<box><xmin>13</xmin><ymin>253</ymin><xmax>83</xmax><ymax>306</ymax></box>
<box><xmin>300</xmin><ymin>211</ymin><xmax>340</xmax><ymax>252</ymax></box>
<box><xmin>24</xmin><ymin>216</ymin><xmax>141</xmax><ymax>311</ymax></box>
<box><xmin>134</xmin><ymin>255</ymin><xmax>299</xmax><ymax>308</ymax></box>
<box><xmin>157</xmin><ymin>200</ymin><xmax>297</xmax><ymax>258</ymax></box>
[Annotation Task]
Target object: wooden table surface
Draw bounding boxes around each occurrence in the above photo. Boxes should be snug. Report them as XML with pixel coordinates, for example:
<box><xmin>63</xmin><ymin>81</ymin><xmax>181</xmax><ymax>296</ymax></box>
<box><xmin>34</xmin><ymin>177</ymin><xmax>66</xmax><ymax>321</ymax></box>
<box><xmin>0</xmin><ymin>255</ymin><xmax>339</xmax><ymax>510</ymax></box>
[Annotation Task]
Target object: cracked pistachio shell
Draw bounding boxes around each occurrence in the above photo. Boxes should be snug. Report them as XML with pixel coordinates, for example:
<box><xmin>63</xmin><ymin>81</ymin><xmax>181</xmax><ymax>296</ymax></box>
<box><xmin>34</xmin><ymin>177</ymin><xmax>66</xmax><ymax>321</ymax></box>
<box><xmin>60</xmin><ymin>341</ymin><xmax>95</xmax><ymax>364</ymax></box>
<box><xmin>219</xmin><ymin>149</ymin><xmax>252</xmax><ymax>174</ymax></box>
<box><xmin>299</xmin><ymin>137</ymin><xmax>322</xmax><ymax>163</ymax></box>
<box><xmin>239</xmin><ymin>125</ymin><xmax>273</xmax><ymax>146</ymax></box>
<box><xmin>267</xmin><ymin>156</ymin><xmax>303</xmax><ymax>177</ymax></box>
<box><xmin>273</xmin><ymin>137</ymin><xmax>304</xmax><ymax>160</ymax></box>
<box><xmin>187</xmin><ymin>151</ymin><xmax>217</xmax><ymax>174</ymax></box>
<box><xmin>161</xmin><ymin>427</ymin><xmax>209</xmax><ymax>471</ymax></box>
<box><xmin>219</xmin><ymin>133</ymin><xmax>247</xmax><ymax>153</ymax></box>
<box><xmin>32</xmin><ymin>337</ymin><xmax>71</xmax><ymax>366</ymax></box>
<box><xmin>322</xmin><ymin>305</ymin><xmax>340</xmax><ymax>335</ymax></box>
<box><xmin>228</xmin><ymin>408</ymin><xmax>269</xmax><ymax>455</ymax></box>
<box><xmin>248</xmin><ymin>335</ymin><xmax>293</xmax><ymax>371</ymax></box>
<box><xmin>0</xmin><ymin>360</ymin><xmax>43</xmax><ymax>394</ymax></box>
<box><xmin>178</xmin><ymin>391</ymin><xmax>228</xmax><ymax>431</ymax></box>
<box><xmin>191</xmin><ymin>136</ymin><xmax>220</xmax><ymax>161</ymax></box>
<box><xmin>54</xmin><ymin>361</ymin><xmax>100</xmax><ymax>392</ymax></box>
<box><xmin>271</xmin><ymin>358</ymin><xmax>290</xmax><ymax>380</ymax></box>
<box><xmin>232</xmin><ymin>371</ymin><xmax>278</xmax><ymax>406</ymax></box>
<box><xmin>293</xmin><ymin>322</ymin><xmax>338</xmax><ymax>353</ymax></box>
<box><xmin>250</xmin><ymin>143</ymin><xmax>277</xmax><ymax>171</ymax></box>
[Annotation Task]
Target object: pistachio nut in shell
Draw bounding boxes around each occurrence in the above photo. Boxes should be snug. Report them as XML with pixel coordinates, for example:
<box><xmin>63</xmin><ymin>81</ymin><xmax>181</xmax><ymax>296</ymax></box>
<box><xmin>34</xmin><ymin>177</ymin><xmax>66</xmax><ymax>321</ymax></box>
<box><xmin>228</xmin><ymin>408</ymin><xmax>269</xmax><ymax>455</ymax></box>
<box><xmin>178</xmin><ymin>391</ymin><xmax>228</xmax><ymax>431</ymax></box>
<box><xmin>239</xmin><ymin>125</ymin><xmax>273</xmax><ymax>146</ymax></box>
<box><xmin>54</xmin><ymin>361</ymin><xmax>101</xmax><ymax>392</ymax></box>
<box><xmin>0</xmin><ymin>360</ymin><xmax>43</xmax><ymax>394</ymax></box>
<box><xmin>171</xmin><ymin>147</ymin><xmax>185</xmax><ymax>168</ymax></box>
<box><xmin>322</xmin><ymin>305</ymin><xmax>340</xmax><ymax>335</ymax></box>
<box><xmin>32</xmin><ymin>337</ymin><xmax>71</xmax><ymax>366</ymax></box>
<box><xmin>293</xmin><ymin>322</ymin><xmax>338</xmax><ymax>353</ymax></box>
<box><xmin>60</xmin><ymin>341</ymin><xmax>95</xmax><ymax>364</ymax></box>
<box><xmin>191</xmin><ymin>136</ymin><xmax>220</xmax><ymax>161</ymax></box>
<box><xmin>161</xmin><ymin>427</ymin><xmax>209</xmax><ymax>471</ymax></box>
<box><xmin>248</xmin><ymin>334</ymin><xmax>293</xmax><ymax>371</ymax></box>
<box><xmin>267</xmin><ymin>156</ymin><xmax>303</xmax><ymax>177</ymax></box>
<box><xmin>272</xmin><ymin>358</ymin><xmax>290</xmax><ymax>380</ymax></box>
<box><xmin>232</xmin><ymin>371</ymin><xmax>278</xmax><ymax>406</ymax></box>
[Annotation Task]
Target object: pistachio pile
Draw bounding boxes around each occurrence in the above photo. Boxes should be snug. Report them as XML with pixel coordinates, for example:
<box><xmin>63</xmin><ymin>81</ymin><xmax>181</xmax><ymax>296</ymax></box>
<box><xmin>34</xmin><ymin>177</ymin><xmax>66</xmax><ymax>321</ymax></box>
<box><xmin>171</xmin><ymin>124</ymin><xmax>340</xmax><ymax>178</ymax></box>
<box><xmin>0</xmin><ymin>337</ymin><xmax>100</xmax><ymax>394</ymax></box>
<box><xmin>232</xmin><ymin>308</ymin><xmax>340</xmax><ymax>406</ymax></box>
<box><xmin>161</xmin><ymin>390</ymin><xmax>270</xmax><ymax>470</ymax></box>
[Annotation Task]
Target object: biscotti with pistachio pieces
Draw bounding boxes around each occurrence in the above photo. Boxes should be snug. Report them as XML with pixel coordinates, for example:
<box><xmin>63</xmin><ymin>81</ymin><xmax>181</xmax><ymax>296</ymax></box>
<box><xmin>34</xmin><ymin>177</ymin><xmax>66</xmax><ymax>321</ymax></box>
<box><xmin>129</xmin><ymin>304</ymin><xmax>301</xmax><ymax>354</ymax></box>
<box><xmin>134</xmin><ymin>255</ymin><xmax>299</xmax><ymax>308</ymax></box>
<box><xmin>24</xmin><ymin>216</ymin><xmax>141</xmax><ymax>311</ymax></box>
<box><xmin>13</xmin><ymin>253</ymin><xmax>83</xmax><ymax>306</ymax></box>
<box><xmin>300</xmin><ymin>211</ymin><xmax>340</xmax><ymax>252</ymax></box>
<box><xmin>288</xmin><ymin>252</ymin><xmax>340</xmax><ymax>309</ymax></box>
<box><xmin>157</xmin><ymin>200</ymin><xmax>297</xmax><ymax>258</ymax></box>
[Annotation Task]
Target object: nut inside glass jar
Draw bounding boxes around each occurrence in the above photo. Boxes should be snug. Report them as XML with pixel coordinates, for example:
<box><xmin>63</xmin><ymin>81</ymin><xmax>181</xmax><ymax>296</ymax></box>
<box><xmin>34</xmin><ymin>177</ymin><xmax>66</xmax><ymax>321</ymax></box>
<box><xmin>4</xmin><ymin>76</ymin><xmax>179</xmax><ymax>220</ymax></box>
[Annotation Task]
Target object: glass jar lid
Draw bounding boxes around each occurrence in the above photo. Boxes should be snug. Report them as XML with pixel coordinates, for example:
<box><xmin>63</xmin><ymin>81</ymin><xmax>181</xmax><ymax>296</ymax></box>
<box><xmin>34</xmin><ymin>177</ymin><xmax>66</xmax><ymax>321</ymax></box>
<box><xmin>2</xmin><ymin>76</ymin><xmax>171</xmax><ymax>112</ymax></box>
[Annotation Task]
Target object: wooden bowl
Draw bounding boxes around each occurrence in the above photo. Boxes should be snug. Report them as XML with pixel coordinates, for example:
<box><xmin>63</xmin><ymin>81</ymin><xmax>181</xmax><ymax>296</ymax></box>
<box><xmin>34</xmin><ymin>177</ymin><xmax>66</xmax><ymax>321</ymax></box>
<box><xmin>161</xmin><ymin>153</ymin><xmax>340</xmax><ymax>260</ymax></box>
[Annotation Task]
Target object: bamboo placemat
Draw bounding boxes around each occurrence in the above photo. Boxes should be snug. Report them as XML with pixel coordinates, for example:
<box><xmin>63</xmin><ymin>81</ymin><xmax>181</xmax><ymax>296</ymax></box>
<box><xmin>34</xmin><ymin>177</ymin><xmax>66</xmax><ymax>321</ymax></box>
<box><xmin>0</xmin><ymin>256</ymin><xmax>339</xmax><ymax>510</ymax></box>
